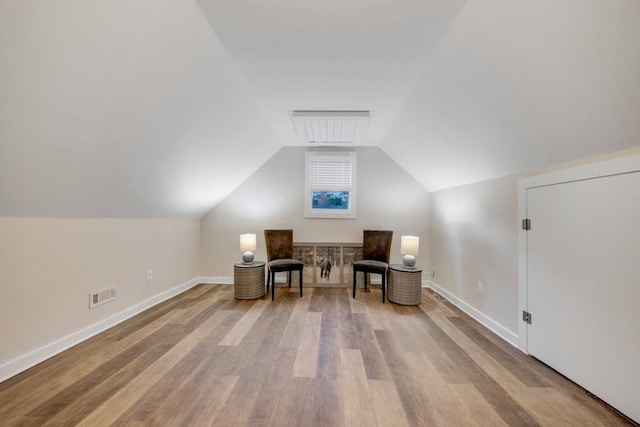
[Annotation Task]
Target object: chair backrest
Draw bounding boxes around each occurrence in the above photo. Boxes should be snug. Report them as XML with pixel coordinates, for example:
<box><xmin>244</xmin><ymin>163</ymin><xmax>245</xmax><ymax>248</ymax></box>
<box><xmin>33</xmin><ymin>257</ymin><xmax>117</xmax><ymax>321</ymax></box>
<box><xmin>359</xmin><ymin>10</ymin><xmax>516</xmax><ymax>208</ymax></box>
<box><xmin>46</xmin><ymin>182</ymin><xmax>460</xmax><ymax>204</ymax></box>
<box><xmin>264</xmin><ymin>229</ymin><xmax>294</xmax><ymax>261</ymax></box>
<box><xmin>362</xmin><ymin>230</ymin><xmax>393</xmax><ymax>263</ymax></box>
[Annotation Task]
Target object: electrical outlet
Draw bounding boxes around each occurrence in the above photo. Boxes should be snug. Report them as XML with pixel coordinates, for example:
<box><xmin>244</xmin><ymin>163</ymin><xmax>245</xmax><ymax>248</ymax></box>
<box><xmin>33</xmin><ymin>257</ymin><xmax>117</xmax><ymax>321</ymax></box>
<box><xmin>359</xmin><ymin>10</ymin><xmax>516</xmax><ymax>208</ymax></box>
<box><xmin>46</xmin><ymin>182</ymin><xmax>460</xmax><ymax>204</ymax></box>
<box><xmin>147</xmin><ymin>270</ymin><xmax>153</xmax><ymax>281</ymax></box>
<box><xmin>477</xmin><ymin>281</ymin><xmax>484</xmax><ymax>294</ymax></box>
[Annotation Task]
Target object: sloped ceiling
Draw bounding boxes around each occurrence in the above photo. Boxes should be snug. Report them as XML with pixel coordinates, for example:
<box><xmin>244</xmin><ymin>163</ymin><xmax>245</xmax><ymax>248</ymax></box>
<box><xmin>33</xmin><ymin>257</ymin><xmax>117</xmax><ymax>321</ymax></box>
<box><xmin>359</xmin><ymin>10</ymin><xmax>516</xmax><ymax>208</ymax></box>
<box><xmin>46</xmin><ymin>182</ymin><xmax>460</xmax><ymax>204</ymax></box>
<box><xmin>1</xmin><ymin>0</ymin><xmax>639</xmax><ymax>218</ymax></box>
<box><xmin>382</xmin><ymin>1</ymin><xmax>640</xmax><ymax>190</ymax></box>
<box><xmin>0</xmin><ymin>0</ymin><xmax>282</xmax><ymax>218</ymax></box>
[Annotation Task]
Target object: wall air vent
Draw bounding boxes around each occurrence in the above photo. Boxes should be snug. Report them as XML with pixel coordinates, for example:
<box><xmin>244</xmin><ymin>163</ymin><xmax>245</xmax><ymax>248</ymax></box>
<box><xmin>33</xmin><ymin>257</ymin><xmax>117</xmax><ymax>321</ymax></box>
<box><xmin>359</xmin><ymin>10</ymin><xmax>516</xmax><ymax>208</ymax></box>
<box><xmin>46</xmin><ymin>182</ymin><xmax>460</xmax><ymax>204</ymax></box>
<box><xmin>291</xmin><ymin>110</ymin><xmax>371</xmax><ymax>145</ymax></box>
<box><xmin>89</xmin><ymin>287</ymin><xmax>117</xmax><ymax>309</ymax></box>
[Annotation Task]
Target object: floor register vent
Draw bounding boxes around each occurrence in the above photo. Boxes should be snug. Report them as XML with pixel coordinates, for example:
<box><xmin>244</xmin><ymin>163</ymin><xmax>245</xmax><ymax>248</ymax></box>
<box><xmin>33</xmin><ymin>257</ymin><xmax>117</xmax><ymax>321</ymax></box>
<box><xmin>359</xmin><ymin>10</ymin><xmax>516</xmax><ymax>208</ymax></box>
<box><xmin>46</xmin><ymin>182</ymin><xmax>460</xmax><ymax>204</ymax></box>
<box><xmin>89</xmin><ymin>287</ymin><xmax>117</xmax><ymax>309</ymax></box>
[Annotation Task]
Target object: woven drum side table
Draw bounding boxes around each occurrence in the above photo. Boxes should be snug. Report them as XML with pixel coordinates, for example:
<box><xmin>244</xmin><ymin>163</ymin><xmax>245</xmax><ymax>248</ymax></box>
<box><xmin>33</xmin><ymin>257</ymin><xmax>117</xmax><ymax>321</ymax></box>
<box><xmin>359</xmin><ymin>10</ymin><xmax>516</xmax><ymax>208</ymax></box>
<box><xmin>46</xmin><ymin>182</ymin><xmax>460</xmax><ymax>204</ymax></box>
<box><xmin>387</xmin><ymin>264</ymin><xmax>423</xmax><ymax>305</ymax></box>
<box><xmin>234</xmin><ymin>261</ymin><xmax>265</xmax><ymax>299</ymax></box>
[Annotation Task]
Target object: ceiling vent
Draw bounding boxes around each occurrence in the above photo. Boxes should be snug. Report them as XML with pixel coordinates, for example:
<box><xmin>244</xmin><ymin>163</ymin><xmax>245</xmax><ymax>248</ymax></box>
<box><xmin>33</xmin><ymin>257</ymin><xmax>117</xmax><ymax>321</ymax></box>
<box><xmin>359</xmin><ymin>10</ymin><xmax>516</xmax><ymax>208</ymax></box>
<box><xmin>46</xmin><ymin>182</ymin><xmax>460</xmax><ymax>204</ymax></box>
<box><xmin>291</xmin><ymin>110</ymin><xmax>371</xmax><ymax>145</ymax></box>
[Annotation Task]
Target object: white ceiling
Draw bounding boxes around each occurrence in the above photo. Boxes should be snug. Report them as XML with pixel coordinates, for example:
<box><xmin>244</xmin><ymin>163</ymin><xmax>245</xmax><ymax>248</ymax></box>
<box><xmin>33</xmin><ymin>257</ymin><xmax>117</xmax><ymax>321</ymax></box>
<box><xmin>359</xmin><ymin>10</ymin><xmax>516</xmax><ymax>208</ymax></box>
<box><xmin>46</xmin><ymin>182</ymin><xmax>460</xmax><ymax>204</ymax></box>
<box><xmin>1</xmin><ymin>0</ymin><xmax>639</xmax><ymax>218</ymax></box>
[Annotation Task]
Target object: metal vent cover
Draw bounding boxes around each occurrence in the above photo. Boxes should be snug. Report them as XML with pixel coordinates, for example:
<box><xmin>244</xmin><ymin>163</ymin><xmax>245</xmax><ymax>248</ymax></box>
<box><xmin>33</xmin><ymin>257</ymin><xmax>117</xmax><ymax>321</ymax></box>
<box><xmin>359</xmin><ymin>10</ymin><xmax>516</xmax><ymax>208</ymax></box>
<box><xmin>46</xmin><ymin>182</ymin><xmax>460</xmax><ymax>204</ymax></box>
<box><xmin>291</xmin><ymin>110</ymin><xmax>371</xmax><ymax>145</ymax></box>
<box><xmin>89</xmin><ymin>287</ymin><xmax>117</xmax><ymax>309</ymax></box>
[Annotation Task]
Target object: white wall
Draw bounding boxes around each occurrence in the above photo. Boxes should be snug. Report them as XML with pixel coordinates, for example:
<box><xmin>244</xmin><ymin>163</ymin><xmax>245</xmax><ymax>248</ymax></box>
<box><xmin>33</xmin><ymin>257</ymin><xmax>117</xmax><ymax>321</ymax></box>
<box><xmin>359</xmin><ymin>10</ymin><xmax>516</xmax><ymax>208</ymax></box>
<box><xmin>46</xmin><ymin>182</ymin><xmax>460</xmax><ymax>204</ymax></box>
<box><xmin>0</xmin><ymin>217</ymin><xmax>200</xmax><ymax>379</ymax></box>
<box><xmin>431</xmin><ymin>174</ymin><xmax>519</xmax><ymax>338</ymax></box>
<box><xmin>430</xmin><ymin>147</ymin><xmax>640</xmax><ymax>345</ymax></box>
<box><xmin>200</xmin><ymin>147</ymin><xmax>431</xmax><ymax>278</ymax></box>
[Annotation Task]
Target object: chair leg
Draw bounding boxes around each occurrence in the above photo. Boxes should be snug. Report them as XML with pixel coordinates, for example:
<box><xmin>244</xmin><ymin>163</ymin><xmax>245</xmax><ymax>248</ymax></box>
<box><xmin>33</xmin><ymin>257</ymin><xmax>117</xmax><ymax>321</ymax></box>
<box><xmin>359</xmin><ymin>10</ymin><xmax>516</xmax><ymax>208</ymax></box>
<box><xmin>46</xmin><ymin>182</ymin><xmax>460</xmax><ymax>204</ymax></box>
<box><xmin>364</xmin><ymin>272</ymin><xmax>368</xmax><ymax>289</ymax></box>
<box><xmin>353</xmin><ymin>270</ymin><xmax>357</xmax><ymax>298</ymax></box>
<box><xmin>266</xmin><ymin>269</ymin><xmax>271</xmax><ymax>293</ymax></box>
<box><xmin>382</xmin><ymin>272</ymin><xmax>386</xmax><ymax>303</ymax></box>
<box><xmin>288</xmin><ymin>271</ymin><xmax>292</xmax><ymax>288</ymax></box>
<box><xmin>273</xmin><ymin>271</ymin><xmax>277</xmax><ymax>300</ymax></box>
<box><xmin>299</xmin><ymin>269</ymin><xmax>303</xmax><ymax>297</ymax></box>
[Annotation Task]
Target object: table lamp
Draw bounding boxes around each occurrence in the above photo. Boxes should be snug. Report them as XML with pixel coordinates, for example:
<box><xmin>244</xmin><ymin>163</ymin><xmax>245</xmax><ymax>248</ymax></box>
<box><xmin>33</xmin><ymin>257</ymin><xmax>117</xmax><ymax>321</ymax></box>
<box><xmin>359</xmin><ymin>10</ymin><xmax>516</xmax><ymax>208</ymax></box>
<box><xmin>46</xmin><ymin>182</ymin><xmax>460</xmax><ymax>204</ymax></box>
<box><xmin>240</xmin><ymin>233</ymin><xmax>257</xmax><ymax>264</ymax></box>
<box><xmin>401</xmin><ymin>236</ymin><xmax>419</xmax><ymax>268</ymax></box>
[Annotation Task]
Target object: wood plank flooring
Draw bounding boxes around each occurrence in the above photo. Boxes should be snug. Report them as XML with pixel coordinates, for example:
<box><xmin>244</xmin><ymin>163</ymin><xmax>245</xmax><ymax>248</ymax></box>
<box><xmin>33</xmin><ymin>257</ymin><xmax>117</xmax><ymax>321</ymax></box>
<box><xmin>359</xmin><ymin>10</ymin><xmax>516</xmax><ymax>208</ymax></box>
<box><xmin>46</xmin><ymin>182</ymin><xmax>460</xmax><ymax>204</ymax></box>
<box><xmin>0</xmin><ymin>284</ymin><xmax>634</xmax><ymax>426</ymax></box>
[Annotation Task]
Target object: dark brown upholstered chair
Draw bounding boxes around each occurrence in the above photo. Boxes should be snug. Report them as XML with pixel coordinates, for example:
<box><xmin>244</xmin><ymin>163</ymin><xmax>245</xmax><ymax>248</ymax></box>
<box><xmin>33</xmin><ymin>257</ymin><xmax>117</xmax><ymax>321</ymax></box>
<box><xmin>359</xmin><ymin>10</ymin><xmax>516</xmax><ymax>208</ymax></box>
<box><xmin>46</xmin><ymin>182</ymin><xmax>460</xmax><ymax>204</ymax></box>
<box><xmin>353</xmin><ymin>230</ymin><xmax>393</xmax><ymax>303</ymax></box>
<box><xmin>264</xmin><ymin>229</ymin><xmax>304</xmax><ymax>301</ymax></box>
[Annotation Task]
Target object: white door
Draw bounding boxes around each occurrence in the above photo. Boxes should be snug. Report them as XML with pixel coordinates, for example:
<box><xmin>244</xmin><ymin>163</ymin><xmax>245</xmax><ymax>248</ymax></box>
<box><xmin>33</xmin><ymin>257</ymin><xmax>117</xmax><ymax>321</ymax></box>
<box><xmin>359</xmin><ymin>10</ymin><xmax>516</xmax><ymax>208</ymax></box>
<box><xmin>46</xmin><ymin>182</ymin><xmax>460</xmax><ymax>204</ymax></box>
<box><xmin>527</xmin><ymin>171</ymin><xmax>640</xmax><ymax>423</ymax></box>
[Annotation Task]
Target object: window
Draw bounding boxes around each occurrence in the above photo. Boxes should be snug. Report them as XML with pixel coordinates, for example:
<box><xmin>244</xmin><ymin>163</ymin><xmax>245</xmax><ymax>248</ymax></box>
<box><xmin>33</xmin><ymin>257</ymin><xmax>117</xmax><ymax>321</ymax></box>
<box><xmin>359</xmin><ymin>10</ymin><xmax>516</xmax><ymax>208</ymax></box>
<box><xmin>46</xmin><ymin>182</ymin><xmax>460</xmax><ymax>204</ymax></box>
<box><xmin>305</xmin><ymin>151</ymin><xmax>356</xmax><ymax>218</ymax></box>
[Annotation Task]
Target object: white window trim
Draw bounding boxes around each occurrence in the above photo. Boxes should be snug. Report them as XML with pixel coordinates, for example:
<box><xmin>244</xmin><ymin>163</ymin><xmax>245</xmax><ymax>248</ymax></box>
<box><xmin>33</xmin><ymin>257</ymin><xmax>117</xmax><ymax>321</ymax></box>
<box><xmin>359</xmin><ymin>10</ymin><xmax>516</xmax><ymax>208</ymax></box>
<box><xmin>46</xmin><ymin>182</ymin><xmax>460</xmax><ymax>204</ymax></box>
<box><xmin>305</xmin><ymin>151</ymin><xmax>357</xmax><ymax>219</ymax></box>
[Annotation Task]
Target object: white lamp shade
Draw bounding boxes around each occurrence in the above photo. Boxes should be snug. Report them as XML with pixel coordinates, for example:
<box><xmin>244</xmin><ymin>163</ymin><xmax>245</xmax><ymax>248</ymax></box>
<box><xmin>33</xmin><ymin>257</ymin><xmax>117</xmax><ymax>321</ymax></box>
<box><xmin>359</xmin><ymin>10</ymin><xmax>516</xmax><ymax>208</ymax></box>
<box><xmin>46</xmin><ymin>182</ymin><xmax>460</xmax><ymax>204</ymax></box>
<box><xmin>401</xmin><ymin>236</ymin><xmax>419</xmax><ymax>256</ymax></box>
<box><xmin>239</xmin><ymin>234</ymin><xmax>257</xmax><ymax>252</ymax></box>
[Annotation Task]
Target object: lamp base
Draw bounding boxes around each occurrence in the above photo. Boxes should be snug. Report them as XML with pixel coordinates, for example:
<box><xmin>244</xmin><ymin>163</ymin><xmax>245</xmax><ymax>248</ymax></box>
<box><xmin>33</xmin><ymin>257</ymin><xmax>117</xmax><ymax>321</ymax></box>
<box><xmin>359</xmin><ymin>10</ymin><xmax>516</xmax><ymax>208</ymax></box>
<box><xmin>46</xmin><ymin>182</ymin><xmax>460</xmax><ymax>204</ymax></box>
<box><xmin>402</xmin><ymin>254</ymin><xmax>416</xmax><ymax>268</ymax></box>
<box><xmin>242</xmin><ymin>251</ymin><xmax>255</xmax><ymax>264</ymax></box>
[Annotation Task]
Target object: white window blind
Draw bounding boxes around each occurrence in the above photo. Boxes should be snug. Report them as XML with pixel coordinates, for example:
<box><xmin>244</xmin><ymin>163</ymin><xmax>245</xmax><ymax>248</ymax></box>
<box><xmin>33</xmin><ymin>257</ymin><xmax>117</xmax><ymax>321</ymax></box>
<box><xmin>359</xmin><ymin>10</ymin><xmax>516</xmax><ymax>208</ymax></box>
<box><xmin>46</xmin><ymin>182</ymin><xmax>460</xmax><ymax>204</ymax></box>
<box><xmin>305</xmin><ymin>151</ymin><xmax>357</xmax><ymax>218</ymax></box>
<box><xmin>310</xmin><ymin>159</ymin><xmax>352</xmax><ymax>189</ymax></box>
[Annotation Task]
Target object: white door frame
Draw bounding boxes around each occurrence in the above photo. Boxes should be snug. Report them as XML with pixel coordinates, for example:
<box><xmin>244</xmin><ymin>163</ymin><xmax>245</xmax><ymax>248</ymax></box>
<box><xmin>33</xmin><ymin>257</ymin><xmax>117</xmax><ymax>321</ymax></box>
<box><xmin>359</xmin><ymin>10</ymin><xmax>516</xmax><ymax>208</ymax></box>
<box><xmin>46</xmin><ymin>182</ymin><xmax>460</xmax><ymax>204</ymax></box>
<box><xmin>517</xmin><ymin>152</ymin><xmax>640</xmax><ymax>353</ymax></box>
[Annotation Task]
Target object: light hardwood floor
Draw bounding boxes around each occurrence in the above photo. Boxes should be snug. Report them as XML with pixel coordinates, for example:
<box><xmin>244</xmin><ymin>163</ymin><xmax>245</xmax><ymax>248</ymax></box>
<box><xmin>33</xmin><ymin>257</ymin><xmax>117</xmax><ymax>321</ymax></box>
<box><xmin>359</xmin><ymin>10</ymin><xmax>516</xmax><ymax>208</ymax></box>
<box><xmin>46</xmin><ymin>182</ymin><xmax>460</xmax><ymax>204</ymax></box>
<box><xmin>0</xmin><ymin>284</ymin><xmax>634</xmax><ymax>426</ymax></box>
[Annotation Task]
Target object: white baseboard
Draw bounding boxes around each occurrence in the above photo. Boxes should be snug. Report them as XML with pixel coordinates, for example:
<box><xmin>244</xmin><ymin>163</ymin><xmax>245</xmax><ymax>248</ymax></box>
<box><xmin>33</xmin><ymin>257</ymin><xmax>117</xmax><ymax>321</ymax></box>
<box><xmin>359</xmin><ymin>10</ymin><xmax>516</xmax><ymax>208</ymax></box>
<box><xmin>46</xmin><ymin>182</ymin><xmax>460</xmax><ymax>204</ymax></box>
<box><xmin>427</xmin><ymin>280</ymin><xmax>519</xmax><ymax>348</ymax></box>
<box><xmin>197</xmin><ymin>276</ymin><xmax>289</xmax><ymax>285</ymax></box>
<box><xmin>202</xmin><ymin>278</ymin><xmax>429</xmax><ymax>287</ymax></box>
<box><xmin>0</xmin><ymin>277</ymin><xmax>520</xmax><ymax>383</ymax></box>
<box><xmin>0</xmin><ymin>277</ymin><xmax>200</xmax><ymax>384</ymax></box>
<box><xmin>198</xmin><ymin>276</ymin><xmax>233</xmax><ymax>285</ymax></box>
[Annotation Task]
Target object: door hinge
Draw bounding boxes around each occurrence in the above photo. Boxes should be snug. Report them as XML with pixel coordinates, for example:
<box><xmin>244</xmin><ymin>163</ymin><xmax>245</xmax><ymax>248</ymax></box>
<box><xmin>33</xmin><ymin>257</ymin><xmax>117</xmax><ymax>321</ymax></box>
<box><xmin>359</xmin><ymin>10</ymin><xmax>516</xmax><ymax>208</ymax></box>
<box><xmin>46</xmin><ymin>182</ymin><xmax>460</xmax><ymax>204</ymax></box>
<box><xmin>522</xmin><ymin>218</ymin><xmax>531</xmax><ymax>230</ymax></box>
<box><xmin>522</xmin><ymin>310</ymin><xmax>532</xmax><ymax>324</ymax></box>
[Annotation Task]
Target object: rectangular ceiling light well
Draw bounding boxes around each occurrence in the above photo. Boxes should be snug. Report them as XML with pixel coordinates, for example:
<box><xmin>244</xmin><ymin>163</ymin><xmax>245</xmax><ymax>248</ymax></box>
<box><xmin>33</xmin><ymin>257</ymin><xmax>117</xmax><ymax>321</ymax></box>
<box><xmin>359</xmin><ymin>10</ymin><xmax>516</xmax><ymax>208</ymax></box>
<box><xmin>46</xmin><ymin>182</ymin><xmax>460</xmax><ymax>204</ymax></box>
<box><xmin>291</xmin><ymin>110</ymin><xmax>371</xmax><ymax>145</ymax></box>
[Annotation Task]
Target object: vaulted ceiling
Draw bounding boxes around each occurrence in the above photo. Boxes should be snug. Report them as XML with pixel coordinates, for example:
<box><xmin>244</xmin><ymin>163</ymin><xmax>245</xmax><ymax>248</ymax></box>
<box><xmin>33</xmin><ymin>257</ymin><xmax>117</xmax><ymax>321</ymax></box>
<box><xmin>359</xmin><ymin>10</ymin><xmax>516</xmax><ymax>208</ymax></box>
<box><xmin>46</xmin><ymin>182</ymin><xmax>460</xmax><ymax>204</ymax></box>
<box><xmin>1</xmin><ymin>0</ymin><xmax>639</xmax><ymax>218</ymax></box>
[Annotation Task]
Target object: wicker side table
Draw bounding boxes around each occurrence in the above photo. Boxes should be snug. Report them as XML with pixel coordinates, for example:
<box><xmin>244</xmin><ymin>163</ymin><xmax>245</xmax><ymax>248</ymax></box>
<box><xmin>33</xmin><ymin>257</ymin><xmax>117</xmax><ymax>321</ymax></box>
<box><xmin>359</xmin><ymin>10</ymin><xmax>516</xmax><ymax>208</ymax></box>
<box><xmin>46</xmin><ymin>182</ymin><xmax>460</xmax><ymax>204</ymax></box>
<box><xmin>387</xmin><ymin>264</ymin><xmax>423</xmax><ymax>305</ymax></box>
<box><xmin>234</xmin><ymin>261</ymin><xmax>265</xmax><ymax>299</ymax></box>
